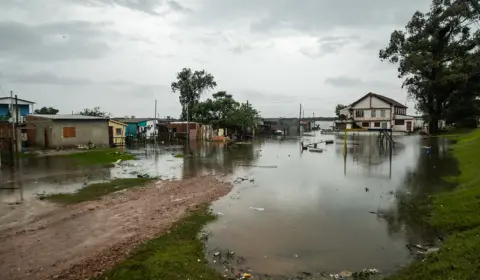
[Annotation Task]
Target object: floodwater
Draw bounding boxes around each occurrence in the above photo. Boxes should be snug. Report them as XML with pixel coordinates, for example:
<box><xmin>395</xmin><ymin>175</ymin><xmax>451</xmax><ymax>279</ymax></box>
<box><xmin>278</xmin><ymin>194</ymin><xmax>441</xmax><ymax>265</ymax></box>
<box><xmin>0</xmin><ymin>128</ymin><xmax>458</xmax><ymax>276</ymax></box>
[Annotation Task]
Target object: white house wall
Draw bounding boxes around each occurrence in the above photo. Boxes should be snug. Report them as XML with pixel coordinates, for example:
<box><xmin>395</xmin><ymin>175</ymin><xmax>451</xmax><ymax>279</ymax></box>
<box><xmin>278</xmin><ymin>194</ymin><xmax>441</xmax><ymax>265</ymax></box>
<box><xmin>353</xmin><ymin>96</ymin><xmax>390</xmax><ymax>109</ymax></box>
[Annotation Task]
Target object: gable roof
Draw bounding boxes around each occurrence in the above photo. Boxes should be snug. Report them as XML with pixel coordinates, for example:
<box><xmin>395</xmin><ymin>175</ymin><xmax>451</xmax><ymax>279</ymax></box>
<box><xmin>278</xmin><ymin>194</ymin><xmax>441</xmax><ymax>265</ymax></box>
<box><xmin>0</xmin><ymin>97</ymin><xmax>35</xmax><ymax>104</ymax></box>
<box><xmin>29</xmin><ymin>114</ymin><xmax>108</xmax><ymax>120</ymax></box>
<box><xmin>109</xmin><ymin>119</ymin><xmax>128</xmax><ymax>126</ymax></box>
<box><xmin>112</xmin><ymin>118</ymin><xmax>155</xmax><ymax>124</ymax></box>
<box><xmin>350</xmin><ymin>92</ymin><xmax>407</xmax><ymax>108</ymax></box>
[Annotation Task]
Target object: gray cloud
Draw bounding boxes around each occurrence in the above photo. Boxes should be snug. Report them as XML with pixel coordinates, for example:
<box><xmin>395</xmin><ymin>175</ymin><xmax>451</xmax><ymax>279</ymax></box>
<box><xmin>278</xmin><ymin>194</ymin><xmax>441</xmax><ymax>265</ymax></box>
<box><xmin>179</xmin><ymin>0</ymin><xmax>431</xmax><ymax>34</ymax></box>
<box><xmin>0</xmin><ymin>21</ymin><xmax>112</xmax><ymax>62</ymax></box>
<box><xmin>70</xmin><ymin>0</ymin><xmax>189</xmax><ymax>16</ymax></box>
<box><xmin>325</xmin><ymin>76</ymin><xmax>400</xmax><ymax>90</ymax></box>
<box><xmin>300</xmin><ymin>35</ymin><xmax>359</xmax><ymax>58</ymax></box>
<box><xmin>229</xmin><ymin>43</ymin><xmax>253</xmax><ymax>54</ymax></box>
<box><xmin>325</xmin><ymin>77</ymin><xmax>364</xmax><ymax>88</ymax></box>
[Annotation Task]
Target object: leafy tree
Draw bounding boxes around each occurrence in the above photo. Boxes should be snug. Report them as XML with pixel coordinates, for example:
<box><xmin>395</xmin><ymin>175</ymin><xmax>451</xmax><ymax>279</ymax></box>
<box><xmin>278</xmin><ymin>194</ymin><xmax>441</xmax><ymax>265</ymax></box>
<box><xmin>171</xmin><ymin>68</ymin><xmax>217</xmax><ymax>120</ymax></box>
<box><xmin>78</xmin><ymin>107</ymin><xmax>111</xmax><ymax>117</ymax></box>
<box><xmin>379</xmin><ymin>0</ymin><xmax>480</xmax><ymax>133</ymax></box>
<box><xmin>34</xmin><ymin>106</ymin><xmax>59</xmax><ymax>115</ymax></box>
<box><xmin>335</xmin><ymin>104</ymin><xmax>347</xmax><ymax>118</ymax></box>
<box><xmin>228</xmin><ymin>102</ymin><xmax>260</xmax><ymax>131</ymax></box>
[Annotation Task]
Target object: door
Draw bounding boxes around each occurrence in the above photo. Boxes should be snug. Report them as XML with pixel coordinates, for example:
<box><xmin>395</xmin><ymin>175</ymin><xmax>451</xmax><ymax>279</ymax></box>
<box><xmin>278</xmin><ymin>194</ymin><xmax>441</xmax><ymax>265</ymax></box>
<box><xmin>44</xmin><ymin>128</ymin><xmax>49</xmax><ymax>148</ymax></box>
<box><xmin>108</xmin><ymin>126</ymin><xmax>114</xmax><ymax>146</ymax></box>
<box><xmin>406</xmin><ymin>121</ymin><xmax>412</xmax><ymax>132</ymax></box>
<box><xmin>381</xmin><ymin>122</ymin><xmax>388</xmax><ymax>129</ymax></box>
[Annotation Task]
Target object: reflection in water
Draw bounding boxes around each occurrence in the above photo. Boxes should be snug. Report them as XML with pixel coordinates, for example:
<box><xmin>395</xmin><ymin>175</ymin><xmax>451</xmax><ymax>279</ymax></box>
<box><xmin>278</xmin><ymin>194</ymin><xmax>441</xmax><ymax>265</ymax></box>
<box><xmin>204</xmin><ymin>133</ymin><xmax>457</xmax><ymax>276</ymax></box>
<box><xmin>0</xmin><ymin>132</ymin><xmax>458</xmax><ymax>277</ymax></box>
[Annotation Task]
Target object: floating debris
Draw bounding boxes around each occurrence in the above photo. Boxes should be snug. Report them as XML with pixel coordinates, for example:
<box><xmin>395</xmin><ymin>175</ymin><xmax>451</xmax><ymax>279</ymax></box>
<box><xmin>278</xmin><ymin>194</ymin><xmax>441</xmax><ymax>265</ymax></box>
<box><xmin>250</xmin><ymin>207</ymin><xmax>265</xmax><ymax>212</ymax></box>
<box><xmin>237</xmin><ymin>164</ymin><xmax>278</xmax><ymax>168</ymax></box>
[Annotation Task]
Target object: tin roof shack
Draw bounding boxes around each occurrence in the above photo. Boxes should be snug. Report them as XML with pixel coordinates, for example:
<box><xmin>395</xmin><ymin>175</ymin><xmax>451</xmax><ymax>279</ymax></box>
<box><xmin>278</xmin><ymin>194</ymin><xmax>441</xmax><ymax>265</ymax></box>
<box><xmin>167</xmin><ymin>122</ymin><xmax>201</xmax><ymax>140</ymax></box>
<box><xmin>26</xmin><ymin>114</ymin><xmax>109</xmax><ymax>149</ymax></box>
<box><xmin>113</xmin><ymin>118</ymin><xmax>156</xmax><ymax>139</ymax></box>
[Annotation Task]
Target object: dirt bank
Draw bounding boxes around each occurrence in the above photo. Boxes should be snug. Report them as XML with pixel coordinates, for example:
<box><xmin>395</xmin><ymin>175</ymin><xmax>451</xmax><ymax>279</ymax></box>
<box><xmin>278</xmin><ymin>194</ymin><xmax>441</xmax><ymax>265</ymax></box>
<box><xmin>0</xmin><ymin>175</ymin><xmax>232</xmax><ymax>280</ymax></box>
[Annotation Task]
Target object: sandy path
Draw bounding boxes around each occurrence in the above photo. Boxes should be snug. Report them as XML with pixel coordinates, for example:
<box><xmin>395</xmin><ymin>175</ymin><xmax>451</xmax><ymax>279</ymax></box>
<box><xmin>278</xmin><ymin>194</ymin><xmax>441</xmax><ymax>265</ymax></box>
<box><xmin>0</xmin><ymin>175</ymin><xmax>232</xmax><ymax>280</ymax></box>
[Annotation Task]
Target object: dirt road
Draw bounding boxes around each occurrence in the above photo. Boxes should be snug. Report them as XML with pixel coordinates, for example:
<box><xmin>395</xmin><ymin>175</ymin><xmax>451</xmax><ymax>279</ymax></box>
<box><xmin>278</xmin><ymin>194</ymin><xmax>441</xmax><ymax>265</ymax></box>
<box><xmin>0</xmin><ymin>176</ymin><xmax>232</xmax><ymax>280</ymax></box>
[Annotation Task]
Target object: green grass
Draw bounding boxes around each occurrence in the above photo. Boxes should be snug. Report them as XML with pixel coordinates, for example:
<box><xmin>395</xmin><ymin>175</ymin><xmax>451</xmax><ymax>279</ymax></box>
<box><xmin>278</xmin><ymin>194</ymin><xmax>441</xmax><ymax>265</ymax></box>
<box><xmin>15</xmin><ymin>151</ymin><xmax>38</xmax><ymax>158</ymax></box>
<box><xmin>174</xmin><ymin>153</ymin><xmax>184</xmax><ymax>158</ymax></box>
<box><xmin>389</xmin><ymin>129</ymin><xmax>480</xmax><ymax>280</ymax></box>
<box><xmin>96</xmin><ymin>207</ymin><xmax>225</xmax><ymax>280</ymax></box>
<box><xmin>66</xmin><ymin>149</ymin><xmax>135</xmax><ymax>165</ymax></box>
<box><xmin>44</xmin><ymin>178</ymin><xmax>154</xmax><ymax>204</ymax></box>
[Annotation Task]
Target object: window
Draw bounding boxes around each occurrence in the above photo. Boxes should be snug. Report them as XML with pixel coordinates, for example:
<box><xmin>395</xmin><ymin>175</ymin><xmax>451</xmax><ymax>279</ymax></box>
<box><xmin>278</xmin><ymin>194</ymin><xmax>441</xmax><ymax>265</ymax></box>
<box><xmin>380</xmin><ymin>110</ymin><xmax>386</xmax><ymax>117</ymax></box>
<box><xmin>381</xmin><ymin>122</ymin><xmax>388</xmax><ymax>129</ymax></box>
<box><xmin>374</xmin><ymin>122</ymin><xmax>380</xmax><ymax>127</ymax></box>
<box><xmin>62</xmin><ymin>127</ymin><xmax>76</xmax><ymax>138</ymax></box>
<box><xmin>115</xmin><ymin>128</ymin><xmax>122</xmax><ymax>136</ymax></box>
<box><xmin>362</xmin><ymin>122</ymin><xmax>370</xmax><ymax>127</ymax></box>
<box><xmin>395</xmin><ymin>120</ymin><xmax>405</xmax><ymax>125</ymax></box>
<box><xmin>355</xmin><ymin>110</ymin><xmax>364</xmax><ymax>118</ymax></box>
<box><xmin>371</xmin><ymin>110</ymin><xmax>376</xmax><ymax>117</ymax></box>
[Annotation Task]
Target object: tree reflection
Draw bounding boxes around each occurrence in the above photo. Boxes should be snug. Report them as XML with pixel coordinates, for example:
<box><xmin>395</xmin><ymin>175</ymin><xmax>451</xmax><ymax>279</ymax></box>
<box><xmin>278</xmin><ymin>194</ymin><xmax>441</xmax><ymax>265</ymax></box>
<box><xmin>377</xmin><ymin>138</ymin><xmax>459</xmax><ymax>244</ymax></box>
<box><xmin>181</xmin><ymin>141</ymin><xmax>260</xmax><ymax>178</ymax></box>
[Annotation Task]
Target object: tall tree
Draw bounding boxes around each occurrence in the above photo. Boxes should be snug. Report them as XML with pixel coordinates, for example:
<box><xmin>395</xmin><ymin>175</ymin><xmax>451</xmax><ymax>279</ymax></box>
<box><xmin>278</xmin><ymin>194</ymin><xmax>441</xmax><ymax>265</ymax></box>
<box><xmin>228</xmin><ymin>102</ymin><xmax>260</xmax><ymax>131</ymax></box>
<box><xmin>78</xmin><ymin>107</ymin><xmax>111</xmax><ymax>117</ymax></box>
<box><xmin>335</xmin><ymin>104</ymin><xmax>347</xmax><ymax>118</ymax></box>
<box><xmin>379</xmin><ymin>0</ymin><xmax>480</xmax><ymax>133</ymax></box>
<box><xmin>34</xmin><ymin>107</ymin><xmax>59</xmax><ymax>115</ymax></box>
<box><xmin>171</xmin><ymin>68</ymin><xmax>217</xmax><ymax>120</ymax></box>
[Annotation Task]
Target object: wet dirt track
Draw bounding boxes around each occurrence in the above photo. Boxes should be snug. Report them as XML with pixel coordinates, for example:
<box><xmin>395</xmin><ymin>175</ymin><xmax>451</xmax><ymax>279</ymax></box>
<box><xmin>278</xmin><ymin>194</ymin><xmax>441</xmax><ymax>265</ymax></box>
<box><xmin>0</xmin><ymin>176</ymin><xmax>231</xmax><ymax>280</ymax></box>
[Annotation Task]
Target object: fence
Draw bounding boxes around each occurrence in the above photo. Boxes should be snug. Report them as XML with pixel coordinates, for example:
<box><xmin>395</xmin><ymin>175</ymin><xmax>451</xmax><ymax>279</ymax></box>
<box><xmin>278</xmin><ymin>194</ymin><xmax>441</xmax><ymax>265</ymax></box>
<box><xmin>0</xmin><ymin>124</ymin><xmax>14</xmax><ymax>167</ymax></box>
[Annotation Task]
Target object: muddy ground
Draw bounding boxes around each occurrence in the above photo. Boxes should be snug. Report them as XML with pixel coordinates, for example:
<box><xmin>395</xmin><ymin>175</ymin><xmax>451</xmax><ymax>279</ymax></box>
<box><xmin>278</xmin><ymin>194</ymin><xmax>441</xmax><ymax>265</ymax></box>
<box><xmin>0</xmin><ymin>175</ymin><xmax>232</xmax><ymax>280</ymax></box>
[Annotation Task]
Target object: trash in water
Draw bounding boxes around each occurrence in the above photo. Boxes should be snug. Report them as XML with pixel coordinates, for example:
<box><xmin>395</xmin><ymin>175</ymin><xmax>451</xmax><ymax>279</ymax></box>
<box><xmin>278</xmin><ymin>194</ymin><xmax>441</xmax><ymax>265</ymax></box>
<box><xmin>213</xmin><ymin>252</ymin><xmax>221</xmax><ymax>257</ymax></box>
<box><xmin>352</xmin><ymin>268</ymin><xmax>380</xmax><ymax>278</ymax></box>
<box><xmin>294</xmin><ymin>254</ymin><xmax>299</xmax><ymax>258</ymax></box>
<box><xmin>237</xmin><ymin>164</ymin><xmax>278</xmax><ymax>168</ymax></box>
<box><xmin>137</xmin><ymin>174</ymin><xmax>150</xmax><ymax>178</ymax></box>
<box><xmin>237</xmin><ymin>272</ymin><xmax>252</xmax><ymax>279</ymax></box>
<box><xmin>230</xmin><ymin>195</ymin><xmax>241</xmax><ymax>200</ymax></box>
<box><xmin>217</xmin><ymin>212</ymin><xmax>225</xmax><ymax>216</ymax></box>
<box><xmin>339</xmin><ymin>271</ymin><xmax>352</xmax><ymax>277</ymax></box>
<box><xmin>250</xmin><ymin>207</ymin><xmax>265</xmax><ymax>212</ymax></box>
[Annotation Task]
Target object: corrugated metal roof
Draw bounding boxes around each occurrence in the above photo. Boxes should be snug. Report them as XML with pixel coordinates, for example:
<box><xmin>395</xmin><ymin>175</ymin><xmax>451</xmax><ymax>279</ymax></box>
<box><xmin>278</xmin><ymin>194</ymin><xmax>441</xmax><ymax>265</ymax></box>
<box><xmin>29</xmin><ymin>114</ymin><xmax>108</xmax><ymax>120</ymax></box>
<box><xmin>112</xmin><ymin>118</ymin><xmax>155</xmax><ymax>123</ymax></box>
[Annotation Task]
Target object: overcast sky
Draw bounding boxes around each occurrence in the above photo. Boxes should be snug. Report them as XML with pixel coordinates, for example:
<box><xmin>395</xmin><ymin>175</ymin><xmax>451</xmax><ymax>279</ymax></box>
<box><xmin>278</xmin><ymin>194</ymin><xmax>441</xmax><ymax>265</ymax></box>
<box><xmin>0</xmin><ymin>0</ymin><xmax>431</xmax><ymax>118</ymax></box>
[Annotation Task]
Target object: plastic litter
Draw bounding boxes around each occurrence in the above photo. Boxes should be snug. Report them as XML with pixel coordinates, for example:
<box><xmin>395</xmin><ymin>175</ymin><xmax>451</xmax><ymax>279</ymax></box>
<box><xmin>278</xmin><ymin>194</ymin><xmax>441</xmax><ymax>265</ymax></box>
<box><xmin>250</xmin><ymin>207</ymin><xmax>265</xmax><ymax>212</ymax></box>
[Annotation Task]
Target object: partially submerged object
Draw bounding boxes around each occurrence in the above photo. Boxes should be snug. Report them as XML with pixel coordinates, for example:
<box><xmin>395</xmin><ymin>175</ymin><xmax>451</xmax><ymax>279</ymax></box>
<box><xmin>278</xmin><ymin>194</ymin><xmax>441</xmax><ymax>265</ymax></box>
<box><xmin>325</xmin><ymin>140</ymin><xmax>334</xmax><ymax>144</ymax></box>
<box><xmin>309</xmin><ymin>148</ymin><xmax>323</xmax><ymax>153</ymax></box>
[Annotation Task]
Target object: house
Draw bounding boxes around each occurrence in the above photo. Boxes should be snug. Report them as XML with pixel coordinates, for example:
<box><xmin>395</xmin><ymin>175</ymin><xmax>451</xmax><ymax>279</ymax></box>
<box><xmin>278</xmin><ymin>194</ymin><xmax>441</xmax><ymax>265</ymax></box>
<box><xmin>335</xmin><ymin>92</ymin><xmax>414</xmax><ymax>132</ymax></box>
<box><xmin>166</xmin><ymin>122</ymin><xmax>201</xmax><ymax>140</ymax></box>
<box><xmin>0</xmin><ymin>97</ymin><xmax>35</xmax><ymax>123</ymax></box>
<box><xmin>262</xmin><ymin>118</ymin><xmax>300</xmax><ymax>135</ymax></box>
<box><xmin>112</xmin><ymin>118</ymin><xmax>157</xmax><ymax>139</ymax></box>
<box><xmin>108</xmin><ymin>119</ymin><xmax>128</xmax><ymax>146</ymax></box>
<box><xmin>26</xmin><ymin>114</ymin><xmax>109</xmax><ymax>149</ymax></box>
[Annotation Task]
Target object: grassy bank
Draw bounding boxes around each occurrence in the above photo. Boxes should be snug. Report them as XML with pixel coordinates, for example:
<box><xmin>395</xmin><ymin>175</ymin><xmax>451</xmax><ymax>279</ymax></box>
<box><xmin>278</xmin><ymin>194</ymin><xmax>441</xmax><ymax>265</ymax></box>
<box><xmin>44</xmin><ymin>178</ymin><xmax>154</xmax><ymax>204</ymax></box>
<box><xmin>96</xmin><ymin>207</ymin><xmax>224</xmax><ymax>280</ymax></box>
<box><xmin>389</xmin><ymin>129</ymin><xmax>480</xmax><ymax>280</ymax></box>
<box><xmin>66</xmin><ymin>149</ymin><xmax>135</xmax><ymax>165</ymax></box>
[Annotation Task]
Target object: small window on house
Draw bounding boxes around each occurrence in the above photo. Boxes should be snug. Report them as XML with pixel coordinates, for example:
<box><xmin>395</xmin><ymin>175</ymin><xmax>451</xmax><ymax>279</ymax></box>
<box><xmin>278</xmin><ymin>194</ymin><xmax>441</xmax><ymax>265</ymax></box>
<box><xmin>380</xmin><ymin>110</ymin><xmax>386</xmax><ymax>117</ymax></box>
<box><xmin>115</xmin><ymin>128</ymin><xmax>122</xmax><ymax>136</ymax></box>
<box><xmin>355</xmin><ymin>110</ymin><xmax>364</xmax><ymax>118</ymax></box>
<box><xmin>62</xmin><ymin>127</ymin><xmax>76</xmax><ymax>138</ymax></box>
<box><xmin>371</xmin><ymin>110</ymin><xmax>376</xmax><ymax>117</ymax></box>
<box><xmin>395</xmin><ymin>120</ymin><xmax>405</xmax><ymax>125</ymax></box>
<box><xmin>362</xmin><ymin>122</ymin><xmax>370</xmax><ymax>127</ymax></box>
<box><xmin>374</xmin><ymin>122</ymin><xmax>380</xmax><ymax>127</ymax></box>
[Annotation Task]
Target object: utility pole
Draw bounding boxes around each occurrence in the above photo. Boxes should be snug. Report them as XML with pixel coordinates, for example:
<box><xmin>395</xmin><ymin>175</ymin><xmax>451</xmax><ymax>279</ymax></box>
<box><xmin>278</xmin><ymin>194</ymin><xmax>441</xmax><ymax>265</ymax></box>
<box><xmin>154</xmin><ymin>100</ymin><xmax>157</xmax><ymax>145</ymax></box>
<box><xmin>186</xmin><ymin>102</ymin><xmax>190</xmax><ymax>145</ymax></box>
<box><xmin>10</xmin><ymin>91</ymin><xmax>15</xmax><ymax>156</ymax></box>
<box><xmin>299</xmin><ymin>104</ymin><xmax>302</xmax><ymax>134</ymax></box>
<box><xmin>15</xmin><ymin>95</ymin><xmax>19</xmax><ymax>154</ymax></box>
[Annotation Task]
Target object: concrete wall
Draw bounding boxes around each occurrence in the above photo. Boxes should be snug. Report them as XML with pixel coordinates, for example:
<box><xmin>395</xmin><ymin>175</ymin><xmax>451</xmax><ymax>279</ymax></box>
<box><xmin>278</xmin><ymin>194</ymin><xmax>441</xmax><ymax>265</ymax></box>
<box><xmin>109</xmin><ymin>120</ymin><xmax>127</xmax><ymax>145</ymax></box>
<box><xmin>49</xmin><ymin>120</ymin><xmax>109</xmax><ymax>148</ymax></box>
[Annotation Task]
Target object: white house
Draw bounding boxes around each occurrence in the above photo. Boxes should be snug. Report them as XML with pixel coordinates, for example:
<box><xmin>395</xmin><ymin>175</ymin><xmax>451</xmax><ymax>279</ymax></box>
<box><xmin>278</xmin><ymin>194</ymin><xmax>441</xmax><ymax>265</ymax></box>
<box><xmin>336</xmin><ymin>92</ymin><xmax>414</xmax><ymax>132</ymax></box>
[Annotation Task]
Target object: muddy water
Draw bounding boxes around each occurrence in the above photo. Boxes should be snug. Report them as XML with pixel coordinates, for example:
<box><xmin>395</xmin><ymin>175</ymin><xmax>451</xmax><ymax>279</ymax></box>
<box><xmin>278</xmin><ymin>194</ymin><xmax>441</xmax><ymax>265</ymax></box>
<box><xmin>0</xmin><ymin>132</ymin><xmax>457</xmax><ymax>276</ymax></box>
<box><xmin>203</xmin><ymin>134</ymin><xmax>457</xmax><ymax>276</ymax></box>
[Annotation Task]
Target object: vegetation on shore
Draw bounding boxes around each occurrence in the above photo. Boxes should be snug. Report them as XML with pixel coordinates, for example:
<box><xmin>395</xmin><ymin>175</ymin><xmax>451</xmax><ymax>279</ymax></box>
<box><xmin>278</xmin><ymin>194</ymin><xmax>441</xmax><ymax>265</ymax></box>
<box><xmin>44</xmin><ymin>178</ymin><xmax>154</xmax><ymax>204</ymax></box>
<box><xmin>66</xmin><ymin>149</ymin><xmax>135</xmax><ymax>165</ymax></box>
<box><xmin>389</xmin><ymin>129</ymin><xmax>480</xmax><ymax>280</ymax></box>
<box><xmin>96</xmin><ymin>206</ymin><xmax>224</xmax><ymax>280</ymax></box>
